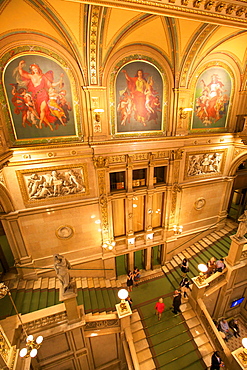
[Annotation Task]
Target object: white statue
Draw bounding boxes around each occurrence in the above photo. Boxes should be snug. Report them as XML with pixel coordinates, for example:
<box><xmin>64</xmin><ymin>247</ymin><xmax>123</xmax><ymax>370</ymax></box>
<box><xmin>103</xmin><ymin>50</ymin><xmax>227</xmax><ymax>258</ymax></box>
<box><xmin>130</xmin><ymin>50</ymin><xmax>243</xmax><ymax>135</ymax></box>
<box><xmin>54</xmin><ymin>254</ymin><xmax>72</xmax><ymax>292</ymax></box>
<box><xmin>235</xmin><ymin>210</ymin><xmax>247</xmax><ymax>239</ymax></box>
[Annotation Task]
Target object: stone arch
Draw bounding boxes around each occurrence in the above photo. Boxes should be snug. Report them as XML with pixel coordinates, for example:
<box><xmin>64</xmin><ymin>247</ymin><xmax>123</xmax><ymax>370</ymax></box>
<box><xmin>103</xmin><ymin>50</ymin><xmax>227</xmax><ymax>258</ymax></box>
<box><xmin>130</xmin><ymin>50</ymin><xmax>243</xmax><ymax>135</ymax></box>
<box><xmin>228</xmin><ymin>151</ymin><xmax>247</xmax><ymax>177</ymax></box>
<box><xmin>0</xmin><ymin>182</ymin><xmax>15</xmax><ymax>214</ymax></box>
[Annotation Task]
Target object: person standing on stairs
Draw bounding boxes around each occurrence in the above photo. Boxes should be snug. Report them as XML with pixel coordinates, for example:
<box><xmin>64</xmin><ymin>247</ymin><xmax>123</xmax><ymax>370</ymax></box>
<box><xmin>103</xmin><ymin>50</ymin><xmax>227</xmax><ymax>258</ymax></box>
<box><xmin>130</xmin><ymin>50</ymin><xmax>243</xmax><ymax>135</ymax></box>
<box><xmin>210</xmin><ymin>351</ymin><xmax>224</xmax><ymax>369</ymax></box>
<box><xmin>126</xmin><ymin>270</ymin><xmax>134</xmax><ymax>292</ymax></box>
<box><xmin>155</xmin><ymin>298</ymin><xmax>165</xmax><ymax>321</ymax></box>
<box><xmin>181</xmin><ymin>258</ymin><xmax>189</xmax><ymax>277</ymax></box>
<box><xmin>172</xmin><ymin>290</ymin><xmax>182</xmax><ymax>314</ymax></box>
<box><xmin>125</xmin><ymin>296</ymin><xmax>133</xmax><ymax>309</ymax></box>
<box><xmin>179</xmin><ymin>277</ymin><xmax>190</xmax><ymax>298</ymax></box>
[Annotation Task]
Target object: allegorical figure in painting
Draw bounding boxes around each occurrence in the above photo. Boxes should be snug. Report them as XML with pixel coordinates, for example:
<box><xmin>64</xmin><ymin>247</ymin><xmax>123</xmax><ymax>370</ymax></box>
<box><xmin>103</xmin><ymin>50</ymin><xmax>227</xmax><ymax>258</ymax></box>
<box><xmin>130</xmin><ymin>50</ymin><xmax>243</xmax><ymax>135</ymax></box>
<box><xmin>195</xmin><ymin>73</ymin><xmax>229</xmax><ymax>126</ymax></box>
<box><xmin>119</xmin><ymin>69</ymin><xmax>161</xmax><ymax>127</ymax></box>
<box><xmin>10</xmin><ymin>60</ymin><xmax>71</xmax><ymax>131</ymax></box>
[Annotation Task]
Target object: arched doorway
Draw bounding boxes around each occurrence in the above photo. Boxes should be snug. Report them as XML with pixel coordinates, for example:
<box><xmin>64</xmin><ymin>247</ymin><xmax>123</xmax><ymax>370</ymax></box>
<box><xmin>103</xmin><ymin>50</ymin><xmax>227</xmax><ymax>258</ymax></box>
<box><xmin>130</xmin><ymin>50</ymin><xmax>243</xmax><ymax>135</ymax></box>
<box><xmin>228</xmin><ymin>159</ymin><xmax>247</xmax><ymax>221</ymax></box>
<box><xmin>0</xmin><ymin>183</ymin><xmax>16</xmax><ymax>278</ymax></box>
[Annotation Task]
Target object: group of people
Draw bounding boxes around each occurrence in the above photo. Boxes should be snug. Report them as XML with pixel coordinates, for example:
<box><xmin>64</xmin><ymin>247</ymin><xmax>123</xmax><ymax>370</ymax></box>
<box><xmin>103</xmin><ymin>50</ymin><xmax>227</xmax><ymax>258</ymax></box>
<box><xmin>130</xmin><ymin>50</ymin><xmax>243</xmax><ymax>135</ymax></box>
<box><xmin>215</xmin><ymin>317</ymin><xmax>241</xmax><ymax>342</ymax></box>
<box><xmin>126</xmin><ymin>267</ymin><xmax>141</xmax><ymax>292</ymax></box>
<box><xmin>154</xmin><ymin>258</ymin><xmax>191</xmax><ymax>319</ymax></box>
<box><xmin>207</xmin><ymin>257</ymin><xmax>225</xmax><ymax>277</ymax></box>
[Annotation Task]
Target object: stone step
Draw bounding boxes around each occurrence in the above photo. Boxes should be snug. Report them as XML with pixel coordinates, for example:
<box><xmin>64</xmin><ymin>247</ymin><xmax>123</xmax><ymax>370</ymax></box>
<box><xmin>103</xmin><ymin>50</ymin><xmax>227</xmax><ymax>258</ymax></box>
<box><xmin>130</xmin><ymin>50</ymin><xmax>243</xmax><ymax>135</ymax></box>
<box><xmin>139</xmin><ymin>357</ymin><xmax>156</xmax><ymax>370</ymax></box>
<box><xmin>132</xmin><ymin>329</ymin><xmax>146</xmax><ymax>343</ymax></box>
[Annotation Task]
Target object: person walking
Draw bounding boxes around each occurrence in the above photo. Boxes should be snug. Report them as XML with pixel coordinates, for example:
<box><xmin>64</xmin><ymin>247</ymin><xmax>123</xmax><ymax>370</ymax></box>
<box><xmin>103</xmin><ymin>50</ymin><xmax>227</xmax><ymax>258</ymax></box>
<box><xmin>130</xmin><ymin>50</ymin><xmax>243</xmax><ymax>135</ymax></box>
<box><xmin>179</xmin><ymin>277</ymin><xmax>190</xmax><ymax>298</ymax></box>
<box><xmin>126</xmin><ymin>270</ymin><xmax>134</xmax><ymax>292</ymax></box>
<box><xmin>155</xmin><ymin>298</ymin><xmax>165</xmax><ymax>321</ymax></box>
<box><xmin>181</xmin><ymin>258</ymin><xmax>189</xmax><ymax>276</ymax></box>
<box><xmin>125</xmin><ymin>296</ymin><xmax>133</xmax><ymax>309</ymax></box>
<box><xmin>210</xmin><ymin>351</ymin><xmax>224</xmax><ymax>369</ymax></box>
<box><xmin>172</xmin><ymin>290</ymin><xmax>182</xmax><ymax>314</ymax></box>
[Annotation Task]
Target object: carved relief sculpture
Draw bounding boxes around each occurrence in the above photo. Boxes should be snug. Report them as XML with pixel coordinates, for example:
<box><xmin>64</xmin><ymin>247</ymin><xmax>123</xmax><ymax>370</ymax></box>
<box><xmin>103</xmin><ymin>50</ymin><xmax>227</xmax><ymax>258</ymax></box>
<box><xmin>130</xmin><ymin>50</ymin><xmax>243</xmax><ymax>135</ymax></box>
<box><xmin>187</xmin><ymin>152</ymin><xmax>223</xmax><ymax>177</ymax></box>
<box><xmin>17</xmin><ymin>165</ymin><xmax>88</xmax><ymax>203</ymax></box>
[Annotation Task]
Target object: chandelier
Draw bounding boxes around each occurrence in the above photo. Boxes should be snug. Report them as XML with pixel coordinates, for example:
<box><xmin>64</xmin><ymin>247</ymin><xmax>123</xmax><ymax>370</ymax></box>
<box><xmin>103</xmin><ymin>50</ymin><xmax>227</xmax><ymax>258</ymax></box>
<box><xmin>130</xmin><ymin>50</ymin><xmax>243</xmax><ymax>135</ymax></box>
<box><xmin>0</xmin><ymin>283</ymin><xmax>43</xmax><ymax>358</ymax></box>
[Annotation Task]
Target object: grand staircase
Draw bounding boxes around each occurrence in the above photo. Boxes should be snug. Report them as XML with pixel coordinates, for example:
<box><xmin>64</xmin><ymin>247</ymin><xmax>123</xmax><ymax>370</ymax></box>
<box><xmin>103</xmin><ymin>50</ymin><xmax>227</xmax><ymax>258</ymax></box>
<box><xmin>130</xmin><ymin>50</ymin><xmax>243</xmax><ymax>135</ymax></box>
<box><xmin>0</xmin><ymin>221</ymin><xmax>237</xmax><ymax>369</ymax></box>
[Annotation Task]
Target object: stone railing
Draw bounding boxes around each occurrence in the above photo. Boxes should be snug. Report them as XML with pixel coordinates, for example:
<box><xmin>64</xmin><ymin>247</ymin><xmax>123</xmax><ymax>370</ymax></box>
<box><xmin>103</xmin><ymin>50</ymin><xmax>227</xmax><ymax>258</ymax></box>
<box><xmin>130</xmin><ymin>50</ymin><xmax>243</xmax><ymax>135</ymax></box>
<box><xmin>197</xmin><ymin>298</ymin><xmax>233</xmax><ymax>369</ymax></box>
<box><xmin>204</xmin><ymin>268</ymin><xmax>228</xmax><ymax>293</ymax></box>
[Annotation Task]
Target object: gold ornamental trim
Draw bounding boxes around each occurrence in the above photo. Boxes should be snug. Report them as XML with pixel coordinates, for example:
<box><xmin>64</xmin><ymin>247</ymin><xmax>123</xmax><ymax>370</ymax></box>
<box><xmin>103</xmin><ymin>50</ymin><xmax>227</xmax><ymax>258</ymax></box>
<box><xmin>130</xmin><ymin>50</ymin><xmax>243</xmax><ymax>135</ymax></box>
<box><xmin>70</xmin><ymin>0</ymin><xmax>247</xmax><ymax>28</ymax></box>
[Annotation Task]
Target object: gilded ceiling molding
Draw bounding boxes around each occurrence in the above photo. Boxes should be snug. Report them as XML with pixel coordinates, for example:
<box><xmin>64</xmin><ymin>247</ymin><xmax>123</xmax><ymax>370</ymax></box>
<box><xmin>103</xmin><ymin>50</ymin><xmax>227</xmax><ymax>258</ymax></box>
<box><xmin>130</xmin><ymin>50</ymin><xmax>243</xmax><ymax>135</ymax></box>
<box><xmin>74</xmin><ymin>0</ymin><xmax>247</xmax><ymax>27</ymax></box>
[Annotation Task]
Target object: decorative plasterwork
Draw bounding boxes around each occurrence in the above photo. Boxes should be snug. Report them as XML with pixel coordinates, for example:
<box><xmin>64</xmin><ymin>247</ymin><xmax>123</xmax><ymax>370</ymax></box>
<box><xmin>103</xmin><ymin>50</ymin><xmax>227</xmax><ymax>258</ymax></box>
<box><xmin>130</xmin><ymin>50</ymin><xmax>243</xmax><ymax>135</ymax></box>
<box><xmin>56</xmin><ymin>225</ymin><xmax>75</xmax><ymax>239</ymax></box>
<box><xmin>89</xmin><ymin>6</ymin><xmax>101</xmax><ymax>85</ymax></box>
<box><xmin>73</xmin><ymin>0</ymin><xmax>247</xmax><ymax>27</ymax></box>
<box><xmin>194</xmin><ymin>197</ymin><xmax>206</xmax><ymax>210</ymax></box>
<box><xmin>84</xmin><ymin>319</ymin><xmax>119</xmax><ymax>330</ymax></box>
<box><xmin>180</xmin><ymin>24</ymin><xmax>217</xmax><ymax>87</ymax></box>
<box><xmin>185</xmin><ymin>149</ymin><xmax>227</xmax><ymax>179</ymax></box>
<box><xmin>17</xmin><ymin>164</ymin><xmax>89</xmax><ymax>204</ymax></box>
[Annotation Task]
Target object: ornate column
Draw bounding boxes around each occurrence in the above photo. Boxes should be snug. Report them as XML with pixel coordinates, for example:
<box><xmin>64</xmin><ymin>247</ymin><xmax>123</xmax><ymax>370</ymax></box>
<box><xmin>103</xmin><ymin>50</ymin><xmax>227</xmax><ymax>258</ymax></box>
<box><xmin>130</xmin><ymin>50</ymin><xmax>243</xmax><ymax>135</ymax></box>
<box><xmin>94</xmin><ymin>156</ymin><xmax>115</xmax><ymax>279</ymax></box>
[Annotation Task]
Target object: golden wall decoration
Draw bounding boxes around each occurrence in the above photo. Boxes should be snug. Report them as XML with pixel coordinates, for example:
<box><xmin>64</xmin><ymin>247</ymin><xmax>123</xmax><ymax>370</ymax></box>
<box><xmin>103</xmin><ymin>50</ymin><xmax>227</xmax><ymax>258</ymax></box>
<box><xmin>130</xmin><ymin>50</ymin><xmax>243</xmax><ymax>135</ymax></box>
<box><xmin>17</xmin><ymin>164</ymin><xmax>89</xmax><ymax>204</ymax></box>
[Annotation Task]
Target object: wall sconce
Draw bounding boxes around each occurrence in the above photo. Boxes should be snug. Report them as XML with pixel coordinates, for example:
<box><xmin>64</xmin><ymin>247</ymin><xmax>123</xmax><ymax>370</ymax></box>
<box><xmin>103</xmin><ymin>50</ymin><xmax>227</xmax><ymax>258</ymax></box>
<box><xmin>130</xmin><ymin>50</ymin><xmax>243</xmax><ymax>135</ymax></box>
<box><xmin>173</xmin><ymin>225</ymin><xmax>183</xmax><ymax>234</ymax></box>
<box><xmin>238</xmin><ymin>338</ymin><xmax>247</xmax><ymax>364</ymax></box>
<box><xmin>0</xmin><ymin>283</ymin><xmax>43</xmax><ymax>358</ymax></box>
<box><xmin>102</xmin><ymin>240</ymin><xmax>116</xmax><ymax>251</ymax></box>
<box><xmin>128</xmin><ymin>237</ymin><xmax>135</xmax><ymax>246</ymax></box>
<box><xmin>93</xmin><ymin>108</ymin><xmax>104</xmax><ymax>122</ymax></box>
<box><xmin>179</xmin><ymin>107</ymin><xmax>193</xmax><ymax>119</ymax></box>
<box><xmin>146</xmin><ymin>233</ymin><xmax>154</xmax><ymax>241</ymax></box>
<box><xmin>115</xmin><ymin>289</ymin><xmax>132</xmax><ymax>318</ymax></box>
<box><xmin>196</xmin><ymin>264</ymin><xmax>208</xmax><ymax>284</ymax></box>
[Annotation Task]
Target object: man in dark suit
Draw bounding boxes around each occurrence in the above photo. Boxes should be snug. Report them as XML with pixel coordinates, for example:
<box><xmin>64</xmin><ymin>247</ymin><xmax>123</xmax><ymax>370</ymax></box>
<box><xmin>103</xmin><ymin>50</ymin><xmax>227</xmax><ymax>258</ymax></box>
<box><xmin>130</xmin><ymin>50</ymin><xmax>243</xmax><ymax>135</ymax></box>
<box><xmin>210</xmin><ymin>351</ymin><xmax>224</xmax><ymax>369</ymax></box>
<box><xmin>172</xmin><ymin>290</ymin><xmax>182</xmax><ymax>314</ymax></box>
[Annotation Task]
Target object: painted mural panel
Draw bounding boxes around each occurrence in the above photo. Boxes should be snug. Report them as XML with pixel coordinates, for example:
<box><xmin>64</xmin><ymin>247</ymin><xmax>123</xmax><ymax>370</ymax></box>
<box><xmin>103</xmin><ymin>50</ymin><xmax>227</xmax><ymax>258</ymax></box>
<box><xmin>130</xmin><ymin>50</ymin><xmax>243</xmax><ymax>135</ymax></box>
<box><xmin>4</xmin><ymin>55</ymin><xmax>77</xmax><ymax>141</ymax></box>
<box><xmin>191</xmin><ymin>67</ymin><xmax>231</xmax><ymax>130</ymax></box>
<box><xmin>115</xmin><ymin>61</ymin><xmax>163</xmax><ymax>133</ymax></box>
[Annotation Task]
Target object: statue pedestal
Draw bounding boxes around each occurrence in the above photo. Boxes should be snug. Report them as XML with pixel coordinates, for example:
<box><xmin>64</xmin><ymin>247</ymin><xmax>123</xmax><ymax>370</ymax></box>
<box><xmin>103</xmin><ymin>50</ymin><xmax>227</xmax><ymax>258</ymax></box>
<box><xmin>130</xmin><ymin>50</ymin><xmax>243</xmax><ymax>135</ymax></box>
<box><xmin>59</xmin><ymin>280</ymin><xmax>80</xmax><ymax>323</ymax></box>
<box><xmin>226</xmin><ymin>236</ymin><xmax>246</xmax><ymax>266</ymax></box>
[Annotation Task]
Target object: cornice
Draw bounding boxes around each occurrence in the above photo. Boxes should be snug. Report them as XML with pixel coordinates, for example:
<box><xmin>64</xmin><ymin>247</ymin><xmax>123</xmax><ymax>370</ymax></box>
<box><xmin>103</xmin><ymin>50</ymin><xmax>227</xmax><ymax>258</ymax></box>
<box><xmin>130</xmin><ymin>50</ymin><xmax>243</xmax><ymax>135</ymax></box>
<box><xmin>66</xmin><ymin>0</ymin><xmax>247</xmax><ymax>28</ymax></box>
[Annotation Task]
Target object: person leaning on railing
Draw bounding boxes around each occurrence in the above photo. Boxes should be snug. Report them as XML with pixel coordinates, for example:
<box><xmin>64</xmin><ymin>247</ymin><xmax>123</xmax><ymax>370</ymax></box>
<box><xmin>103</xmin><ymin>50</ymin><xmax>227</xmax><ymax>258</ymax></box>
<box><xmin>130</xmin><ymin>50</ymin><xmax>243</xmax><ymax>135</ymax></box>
<box><xmin>215</xmin><ymin>258</ymin><xmax>225</xmax><ymax>272</ymax></box>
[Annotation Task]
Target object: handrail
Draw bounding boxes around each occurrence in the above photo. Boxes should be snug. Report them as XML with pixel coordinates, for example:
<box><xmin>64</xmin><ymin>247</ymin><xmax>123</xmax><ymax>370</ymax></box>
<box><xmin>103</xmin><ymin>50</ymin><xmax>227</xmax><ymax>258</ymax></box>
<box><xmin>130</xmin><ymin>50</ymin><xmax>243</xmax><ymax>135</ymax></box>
<box><xmin>15</xmin><ymin>265</ymin><xmax>113</xmax><ymax>271</ymax></box>
<box><xmin>168</xmin><ymin>217</ymin><xmax>230</xmax><ymax>255</ymax></box>
<box><xmin>124</xmin><ymin>326</ymin><xmax>140</xmax><ymax>370</ymax></box>
<box><xmin>197</xmin><ymin>298</ymin><xmax>232</xmax><ymax>369</ymax></box>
